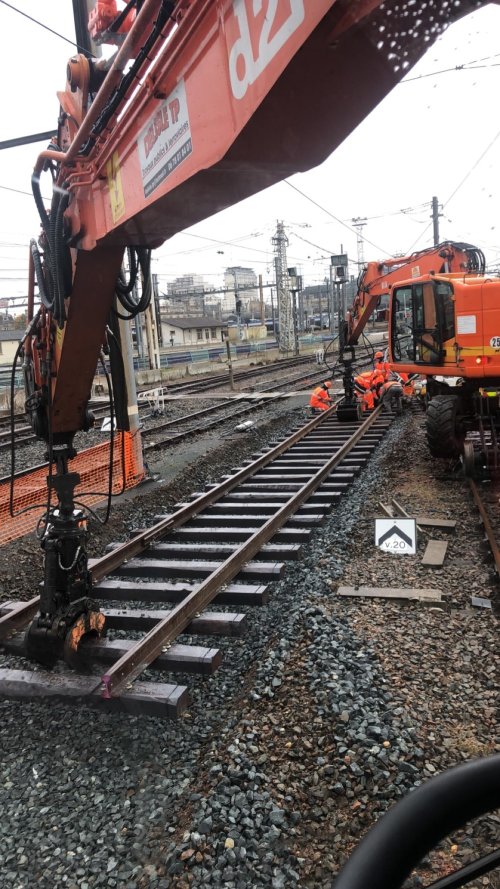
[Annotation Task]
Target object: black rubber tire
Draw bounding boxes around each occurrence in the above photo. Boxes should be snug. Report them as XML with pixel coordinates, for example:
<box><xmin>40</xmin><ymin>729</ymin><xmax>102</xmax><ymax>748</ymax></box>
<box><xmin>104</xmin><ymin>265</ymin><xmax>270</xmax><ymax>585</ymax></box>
<box><xmin>426</xmin><ymin>394</ymin><xmax>465</xmax><ymax>458</ymax></box>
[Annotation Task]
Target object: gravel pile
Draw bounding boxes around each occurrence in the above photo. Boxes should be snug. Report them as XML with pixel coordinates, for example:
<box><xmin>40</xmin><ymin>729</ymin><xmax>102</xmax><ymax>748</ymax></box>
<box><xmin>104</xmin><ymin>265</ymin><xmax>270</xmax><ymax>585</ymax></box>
<box><xmin>0</xmin><ymin>405</ymin><xmax>497</xmax><ymax>889</ymax></box>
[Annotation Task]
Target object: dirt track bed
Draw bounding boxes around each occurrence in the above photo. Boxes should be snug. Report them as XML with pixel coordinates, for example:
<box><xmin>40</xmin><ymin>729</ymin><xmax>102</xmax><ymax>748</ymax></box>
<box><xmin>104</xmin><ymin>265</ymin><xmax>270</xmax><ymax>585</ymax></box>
<box><xmin>0</xmin><ymin>405</ymin><xmax>498</xmax><ymax>889</ymax></box>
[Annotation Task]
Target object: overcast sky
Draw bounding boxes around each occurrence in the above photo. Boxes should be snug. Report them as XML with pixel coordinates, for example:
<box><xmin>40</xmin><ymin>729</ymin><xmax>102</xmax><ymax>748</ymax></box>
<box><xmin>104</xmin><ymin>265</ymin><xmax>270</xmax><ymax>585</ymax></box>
<box><xmin>0</xmin><ymin>1</ymin><xmax>500</xmax><ymax>305</ymax></box>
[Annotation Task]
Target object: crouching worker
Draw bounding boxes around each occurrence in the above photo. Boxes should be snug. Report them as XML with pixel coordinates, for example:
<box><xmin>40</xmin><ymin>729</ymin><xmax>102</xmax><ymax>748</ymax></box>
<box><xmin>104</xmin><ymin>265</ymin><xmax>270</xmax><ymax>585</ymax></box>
<box><xmin>354</xmin><ymin>369</ymin><xmax>385</xmax><ymax>412</ymax></box>
<box><xmin>380</xmin><ymin>378</ymin><xmax>404</xmax><ymax>414</ymax></box>
<box><xmin>310</xmin><ymin>380</ymin><xmax>333</xmax><ymax>414</ymax></box>
<box><xmin>354</xmin><ymin>371</ymin><xmax>376</xmax><ymax>411</ymax></box>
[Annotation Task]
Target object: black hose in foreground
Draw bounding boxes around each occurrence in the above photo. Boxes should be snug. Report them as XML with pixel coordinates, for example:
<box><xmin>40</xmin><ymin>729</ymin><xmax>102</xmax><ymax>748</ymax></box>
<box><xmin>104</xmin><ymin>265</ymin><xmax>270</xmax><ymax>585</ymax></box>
<box><xmin>333</xmin><ymin>755</ymin><xmax>500</xmax><ymax>889</ymax></box>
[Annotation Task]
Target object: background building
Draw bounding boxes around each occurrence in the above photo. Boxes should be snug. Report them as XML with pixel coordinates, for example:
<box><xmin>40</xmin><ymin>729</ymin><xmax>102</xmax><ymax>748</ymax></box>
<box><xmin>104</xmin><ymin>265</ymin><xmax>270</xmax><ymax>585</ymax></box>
<box><xmin>160</xmin><ymin>316</ymin><xmax>225</xmax><ymax>348</ymax></box>
<box><xmin>223</xmin><ymin>267</ymin><xmax>258</xmax><ymax>317</ymax></box>
<box><xmin>161</xmin><ymin>274</ymin><xmax>212</xmax><ymax>318</ymax></box>
<box><xmin>0</xmin><ymin>329</ymin><xmax>22</xmax><ymax>364</ymax></box>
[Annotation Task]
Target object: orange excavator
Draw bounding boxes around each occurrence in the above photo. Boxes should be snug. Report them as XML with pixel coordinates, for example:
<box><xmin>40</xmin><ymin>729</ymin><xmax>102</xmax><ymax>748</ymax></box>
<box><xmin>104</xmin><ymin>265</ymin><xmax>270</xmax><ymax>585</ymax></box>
<box><xmin>334</xmin><ymin>242</ymin><xmax>486</xmax><ymax>420</ymax></box>
<box><xmin>386</xmin><ymin>269</ymin><xmax>500</xmax><ymax>473</ymax></box>
<box><xmin>347</xmin><ymin>242</ymin><xmax>486</xmax><ymax>346</ymax></box>
<box><xmin>19</xmin><ymin>0</ymin><xmax>500</xmax><ymax>665</ymax></box>
<box><xmin>337</xmin><ymin>241</ymin><xmax>500</xmax><ymax>472</ymax></box>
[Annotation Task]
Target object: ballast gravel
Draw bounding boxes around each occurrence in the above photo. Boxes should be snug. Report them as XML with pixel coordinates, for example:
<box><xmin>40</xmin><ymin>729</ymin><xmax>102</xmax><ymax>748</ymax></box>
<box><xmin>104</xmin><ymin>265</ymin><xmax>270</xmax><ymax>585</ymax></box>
<box><xmin>0</xmin><ymin>404</ymin><xmax>498</xmax><ymax>889</ymax></box>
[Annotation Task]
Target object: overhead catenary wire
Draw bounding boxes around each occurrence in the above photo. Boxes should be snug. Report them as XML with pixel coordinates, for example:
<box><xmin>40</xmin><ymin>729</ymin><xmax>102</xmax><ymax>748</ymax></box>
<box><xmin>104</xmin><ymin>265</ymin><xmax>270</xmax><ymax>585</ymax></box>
<box><xmin>0</xmin><ymin>0</ymin><xmax>96</xmax><ymax>56</ymax></box>
<box><xmin>0</xmin><ymin>183</ymin><xmax>51</xmax><ymax>201</ymax></box>
<box><xmin>406</xmin><ymin>125</ymin><xmax>500</xmax><ymax>254</ymax></box>
<box><xmin>289</xmin><ymin>230</ymin><xmax>357</xmax><ymax>274</ymax></box>
<box><xmin>171</xmin><ymin>229</ymin><xmax>278</xmax><ymax>259</ymax></box>
<box><xmin>284</xmin><ymin>180</ymin><xmax>390</xmax><ymax>256</ymax></box>
<box><xmin>401</xmin><ymin>50</ymin><xmax>500</xmax><ymax>83</ymax></box>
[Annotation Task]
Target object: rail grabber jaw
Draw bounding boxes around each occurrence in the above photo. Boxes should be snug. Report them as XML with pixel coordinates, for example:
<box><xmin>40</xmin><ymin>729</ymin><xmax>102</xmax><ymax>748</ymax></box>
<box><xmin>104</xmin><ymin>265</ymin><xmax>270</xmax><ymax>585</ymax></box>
<box><xmin>336</xmin><ymin>346</ymin><xmax>362</xmax><ymax>423</ymax></box>
<box><xmin>25</xmin><ymin>447</ymin><xmax>105</xmax><ymax>669</ymax></box>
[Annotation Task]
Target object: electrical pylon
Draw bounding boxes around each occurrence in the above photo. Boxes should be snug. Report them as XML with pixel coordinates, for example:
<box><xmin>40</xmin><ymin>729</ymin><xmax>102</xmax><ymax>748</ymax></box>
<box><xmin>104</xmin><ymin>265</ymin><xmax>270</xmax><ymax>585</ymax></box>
<box><xmin>272</xmin><ymin>221</ymin><xmax>296</xmax><ymax>353</ymax></box>
<box><xmin>352</xmin><ymin>217</ymin><xmax>367</xmax><ymax>268</ymax></box>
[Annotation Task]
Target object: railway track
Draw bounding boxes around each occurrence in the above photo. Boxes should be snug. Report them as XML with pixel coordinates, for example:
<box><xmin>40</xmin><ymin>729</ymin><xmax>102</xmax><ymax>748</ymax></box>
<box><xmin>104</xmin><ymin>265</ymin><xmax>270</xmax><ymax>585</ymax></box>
<box><xmin>159</xmin><ymin>353</ymin><xmax>317</xmax><ymax>395</ymax></box>
<box><xmin>140</xmin><ymin>366</ymin><xmax>338</xmax><ymax>450</ymax></box>
<box><xmin>468</xmin><ymin>479</ymin><xmax>500</xmax><ymax>600</ymax></box>
<box><xmin>0</xmin><ymin>404</ymin><xmax>392</xmax><ymax>716</ymax></box>
<box><xmin>0</xmin><ymin>362</ymin><xmax>329</xmax><ymax>460</ymax></box>
<box><xmin>142</xmin><ymin>394</ymin><xmax>271</xmax><ymax>450</ymax></box>
<box><xmin>0</xmin><ymin>396</ymin><xmax>273</xmax><ymax>482</ymax></box>
<box><xmin>0</xmin><ymin>339</ymin><xmax>389</xmax><ymax>449</ymax></box>
<box><xmin>0</xmin><ymin>354</ymin><xmax>317</xmax><ymax>431</ymax></box>
<box><xmin>0</xmin><ymin>359</ymin><xmax>321</xmax><ymax>454</ymax></box>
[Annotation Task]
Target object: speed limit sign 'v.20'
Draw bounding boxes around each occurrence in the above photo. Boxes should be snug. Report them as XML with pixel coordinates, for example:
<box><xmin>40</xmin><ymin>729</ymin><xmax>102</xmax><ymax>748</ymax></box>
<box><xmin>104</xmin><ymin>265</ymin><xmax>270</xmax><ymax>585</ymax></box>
<box><xmin>375</xmin><ymin>518</ymin><xmax>417</xmax><ymax>555</ymax></box>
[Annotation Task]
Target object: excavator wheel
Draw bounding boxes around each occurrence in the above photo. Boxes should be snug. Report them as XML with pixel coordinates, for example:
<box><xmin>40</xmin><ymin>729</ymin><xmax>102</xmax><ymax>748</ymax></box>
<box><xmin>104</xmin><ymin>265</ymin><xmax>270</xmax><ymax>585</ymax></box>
<box><xmin>426</xmin><ymin>394</ymin><xmax>465</xmax><ymax>458</ymax></box>
<box><xmin>461</xmin><ymin>440</ymin><xmax>476</xmax><ymax>477</ymax></box>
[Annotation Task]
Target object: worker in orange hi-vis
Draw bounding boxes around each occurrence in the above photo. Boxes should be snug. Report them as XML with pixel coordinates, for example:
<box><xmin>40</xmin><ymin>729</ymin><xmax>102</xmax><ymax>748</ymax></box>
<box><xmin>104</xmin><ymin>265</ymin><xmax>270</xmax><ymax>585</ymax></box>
<box><xmin>373</xmin><ymin>349</ymin><xmax>404</xmax><ymax>412</ymax></box>
<box><xmin>309</xmin><ymin>380</ymin><xmax>334</xmax><ymax>413</ymax></box>
<box><xmin>354</xmin><ymin>363</ymin><xmax>387</xmax><ymax>412</ymax></box>
<box><xmin>354</xmin><ymin>371</ymin><xmax>377</xmax><ymax>411</ymax></box>
<box><xmin>374</xmin><ymin>350</ymin><xmax>391</xmax><ymax>380</ymax></box>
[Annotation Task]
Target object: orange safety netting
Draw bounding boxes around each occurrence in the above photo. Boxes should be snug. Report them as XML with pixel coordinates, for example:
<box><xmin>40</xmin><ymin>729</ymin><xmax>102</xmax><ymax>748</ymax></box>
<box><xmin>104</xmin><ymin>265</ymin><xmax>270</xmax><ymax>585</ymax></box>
<box><xmin>0</xmin><ymin>430</ymin><xmax>144</xmax><ymax>546</ymax></box>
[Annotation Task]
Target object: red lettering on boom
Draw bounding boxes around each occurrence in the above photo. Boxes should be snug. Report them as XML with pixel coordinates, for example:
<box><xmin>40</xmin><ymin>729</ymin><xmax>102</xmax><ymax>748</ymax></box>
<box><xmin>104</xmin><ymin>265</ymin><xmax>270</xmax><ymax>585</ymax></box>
<box><xmin>144</xmin><ymin>105</ymin><xmax>172</xmax><ymax>158</ymax></box>
<box><xmin>169</xmin><ymin>98</ymin><xmax>180</xmax><ymax>124</ymax></box>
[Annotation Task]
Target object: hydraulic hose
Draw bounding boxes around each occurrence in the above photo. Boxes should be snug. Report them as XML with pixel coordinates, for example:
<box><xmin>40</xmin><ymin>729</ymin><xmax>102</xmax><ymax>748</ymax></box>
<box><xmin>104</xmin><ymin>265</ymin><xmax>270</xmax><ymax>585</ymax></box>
<box><xmin>31</xmin><ymin>174</ymin><xmax>72</xmax><ymax>327</ymax></box>
<box><xmin>114</xmin><ymin>247</ymin><xmax>152</xmax><ymax>318</ymax></box>
<box><xmin>30</xmin><ymin>240</ymin><xmax>52</xmax><ymax>310</ymax></box>
<box><xmin>333</xmin><ymin>755</ymin><xmax>500</xmax><ymax>889</ymax></box>
<box><xmin>81</xmin><ymin>0</ymin><xmax>176</xmax><ymax>155</ymax></box>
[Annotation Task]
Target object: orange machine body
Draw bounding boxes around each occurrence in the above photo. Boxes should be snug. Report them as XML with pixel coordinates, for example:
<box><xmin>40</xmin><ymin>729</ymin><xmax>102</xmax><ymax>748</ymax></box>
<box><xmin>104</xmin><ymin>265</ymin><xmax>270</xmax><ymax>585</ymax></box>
<box><xmin>88</xmin><ymin>0</ymin><xmax>137</xmax><ymax>43</ymax></box>
<box><xmin>388</xmin><ymin>273</ymin><xmax>500</xmax><ymax>382</ymax></box>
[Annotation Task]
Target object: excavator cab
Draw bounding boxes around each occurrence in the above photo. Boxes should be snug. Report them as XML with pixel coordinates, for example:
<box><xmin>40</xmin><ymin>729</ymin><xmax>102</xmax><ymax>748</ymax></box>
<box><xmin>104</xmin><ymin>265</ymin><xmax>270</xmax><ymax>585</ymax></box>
<box><xmin>390</xmin><ymin>279</ymin><xmax>453</xmax><ymax>367</ymax></box>
<box><xmin>387</xmin><ymin>273</ymin><xmax>500</xmax><ymax>471</ymax></box>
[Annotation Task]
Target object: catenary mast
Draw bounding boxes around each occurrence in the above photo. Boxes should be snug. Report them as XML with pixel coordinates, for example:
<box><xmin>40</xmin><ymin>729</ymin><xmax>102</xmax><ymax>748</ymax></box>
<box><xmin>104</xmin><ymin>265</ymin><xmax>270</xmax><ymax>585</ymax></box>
<box><xmin>272</xmin><ymin>221</ymin><xmax>296</xmax><ymax>353</ymax></box>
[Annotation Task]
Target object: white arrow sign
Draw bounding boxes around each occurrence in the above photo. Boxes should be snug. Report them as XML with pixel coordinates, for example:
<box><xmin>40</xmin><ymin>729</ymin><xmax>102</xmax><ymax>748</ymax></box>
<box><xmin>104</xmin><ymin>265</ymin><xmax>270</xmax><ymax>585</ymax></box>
<box><xmin>375</xmin><ymin>518</ymin><xmax>417</xmax><ymax>555</ymax></box>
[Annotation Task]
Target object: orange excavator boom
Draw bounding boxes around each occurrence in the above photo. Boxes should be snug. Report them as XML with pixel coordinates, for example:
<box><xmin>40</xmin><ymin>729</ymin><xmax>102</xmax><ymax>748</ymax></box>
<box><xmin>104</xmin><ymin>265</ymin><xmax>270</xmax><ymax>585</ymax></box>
<box><xmin>346</xmin><ymin>242</ymin><xmax>486</xmax><ymax>346</ymax></box>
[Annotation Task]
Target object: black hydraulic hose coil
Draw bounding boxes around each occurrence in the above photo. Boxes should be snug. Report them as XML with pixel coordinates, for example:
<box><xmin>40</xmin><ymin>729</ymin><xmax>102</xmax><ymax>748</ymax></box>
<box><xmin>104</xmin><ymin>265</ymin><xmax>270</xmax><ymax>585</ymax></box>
<box><xmin>333</xmin><ymin>754</ymin><xmax>500</xmax><ymax>889</ymax></box>
<box><xmin>31</xmin><ymin>171</ymin><xmax>52</xmax><ymax>259</ymax></box>
<box><xmin>30</xmin><ymin>240</ymin><xmax>52</xmax><ymax>310</ymax></box>
<box><xmin>115</xmin><ymin>247</ymin><xmax>139</xmax><ymax>298</ymax></box>
<box><xmin>114</xmin><ymin>247</ymin><xmax>152</xmax><ymax>318</ymax></box>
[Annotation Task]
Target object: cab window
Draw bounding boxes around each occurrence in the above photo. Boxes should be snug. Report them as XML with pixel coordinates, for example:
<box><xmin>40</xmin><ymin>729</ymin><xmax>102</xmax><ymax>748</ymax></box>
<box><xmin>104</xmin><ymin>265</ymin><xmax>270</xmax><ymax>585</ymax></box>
<box><xmin>391</xmin><ymin>281</ymin><xmax>447</xmax><ymax>365</ymax></box>
<box><xmin>414</xmin><ymin>282</ymin><xmax>441</xmax><ymax>363</ymax></box>
<box><xmin>391</xmin><ymin>286</ymin><xmax>414</xmax><ymax>361</ymax></box>
<box><xmin>436</xmin><ymin>281</ymin><xmax>455</xmax><ymax>342</ymax></box>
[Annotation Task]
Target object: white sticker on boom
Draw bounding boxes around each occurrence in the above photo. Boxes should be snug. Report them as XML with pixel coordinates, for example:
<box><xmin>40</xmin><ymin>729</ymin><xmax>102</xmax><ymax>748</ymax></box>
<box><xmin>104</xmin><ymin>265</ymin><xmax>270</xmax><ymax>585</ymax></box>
<box><xmin>457</xmin><ymin>315</ymin><xmax>476</xmax><ymax>335</ymax></box>
<box><xmin>138</xmin><ymin>79</ymin><xmax>192</xmax><ymax>199</ymax></box>
<box><xmin>490</xmin><ymin>336</ymin><xmax>500</xmax><ymax>349</ymax></box>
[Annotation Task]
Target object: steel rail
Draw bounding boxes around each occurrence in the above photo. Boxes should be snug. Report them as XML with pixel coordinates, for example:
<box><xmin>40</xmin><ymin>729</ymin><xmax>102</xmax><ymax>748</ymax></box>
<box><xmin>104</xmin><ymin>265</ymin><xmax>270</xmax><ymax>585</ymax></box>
<box><xmin>0</xmin><ymin>396</ymin><xmax>383</xmax><ymax>640</ymax></box>
<box><xmin>141</xmin><ymin>396</ymin><xmax>249</xmax><ymax>436</ymax></box>
<box><xmin>143</xmin><ymin>397</ymin><xmax>278</xmax><ymax>450</ymax></box>
<box><xmin>91</xmin><ymin>402</ymin><xmax>344</xmax><ymax>581</ymax></box>
<box><xmin>100</xmin><ymin>406</ymin><xmax>384</xmax><ymax>697</ymax></box>
<box><xmin>468</xmin><ymin>478</ymin><xmax>500</xmax><ymax>575</ymax></box>
<box><xmin>0</xmin><ymin>597</ymin><xmax>40</xmax><ymax>641</ymax></box>
<box><xmin>0</xmin><ymin>404</ymin><xmax>343</xmax><ymax>636</ymax></box>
